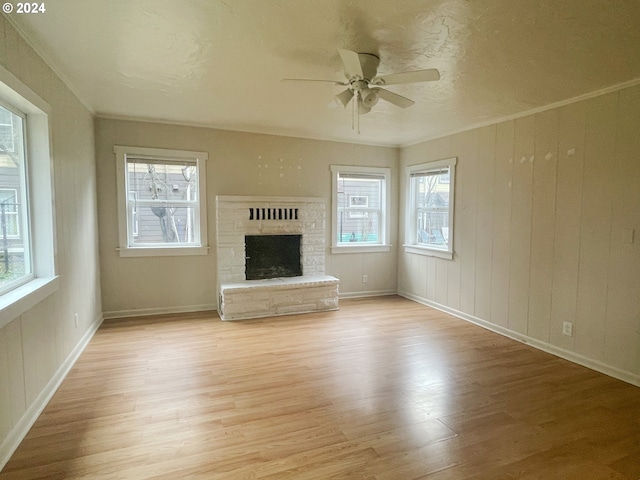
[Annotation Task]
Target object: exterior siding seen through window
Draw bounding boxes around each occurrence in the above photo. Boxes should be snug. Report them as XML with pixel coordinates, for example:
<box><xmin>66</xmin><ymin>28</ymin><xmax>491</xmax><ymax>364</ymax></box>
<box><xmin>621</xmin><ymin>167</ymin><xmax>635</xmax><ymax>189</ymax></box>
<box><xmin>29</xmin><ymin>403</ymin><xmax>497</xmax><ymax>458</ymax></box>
<box><xmin>331</xmin><ymin>165</ymin><xmax>391</xmax><ymax>254</ymax></box>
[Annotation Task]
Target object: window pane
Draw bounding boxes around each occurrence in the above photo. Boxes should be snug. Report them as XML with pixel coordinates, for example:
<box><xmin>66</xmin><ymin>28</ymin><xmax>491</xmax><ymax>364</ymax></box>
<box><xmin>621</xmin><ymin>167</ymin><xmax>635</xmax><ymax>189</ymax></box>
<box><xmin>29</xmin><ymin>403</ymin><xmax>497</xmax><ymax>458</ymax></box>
<box><xmin>0</xmin><ymin>189</ymin><xmax>19</xmax><ymax>237</ymax></box>
<box><xmin>129</xmin><ymin>205</ymin><xmax>196</xmax><ymax>245</ymax></box>
<box><xmin>336</xmin><ymin>209</ymin><xmax>380</xmax><ymax>243</ymax></box>
<box><xmin>336</xmin><ymin>174</ymin><xmax>382</xmax><ymax>244</ymax></box>
<box><xmin>126</xmin><ymin>160</ymin><xmax>199</xmax><ymax>246</ymax></box>
<box><xmin>417</xmin><ymin>211</ymin><xmax>449</xmax><ymax>247</ymax></box>
<box><xmin>0</xmin><ymin>105</ymin><xmax>31</xmax><ymax>290</ymax></box>
<box><xmin>127</xmin><ymin>161</ymin><xmax>198</xmax><ymax>203</ymax></box>
<box><xmin>0</xmin><ymin>108</ymin><xmax>16</xmax><ymax>153</ymax></box>
<box><xmin>416</xmin><ymin>173</ymin><xmax>450</xmax><ymax>209</ymax></box>
<box><xmin>412</xmin><ymin>168</ymin><xmax>451</xmax><ymax>249</ymax></box>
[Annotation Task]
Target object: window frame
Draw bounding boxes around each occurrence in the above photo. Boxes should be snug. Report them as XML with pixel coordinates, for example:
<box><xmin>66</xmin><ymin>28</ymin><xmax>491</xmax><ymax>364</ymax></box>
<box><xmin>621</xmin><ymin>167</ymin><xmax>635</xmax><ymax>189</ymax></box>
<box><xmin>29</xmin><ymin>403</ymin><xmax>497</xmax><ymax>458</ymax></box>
<box><xmin>330</xmin><ymin>165</ymin><xmax>391</xmax><ymax>254</ymax></box>
<box><xmin>0</xmin><ymin>101</ymin><xmax>32</xmax><ymax>294</ymax></box>
<box><xmin>0</xmin><ymin>65</ymin><xmax>58</xmax><ymax>329</ymax></box>
<box><xmin>404</xmin><ymin>157</ymin><xmax>457</xmax><ymax>260</ymax></box>
<box><xmin>114</xmin><ymin>145</ymin><xmax>209</xmax><ymax>257</ymax></box>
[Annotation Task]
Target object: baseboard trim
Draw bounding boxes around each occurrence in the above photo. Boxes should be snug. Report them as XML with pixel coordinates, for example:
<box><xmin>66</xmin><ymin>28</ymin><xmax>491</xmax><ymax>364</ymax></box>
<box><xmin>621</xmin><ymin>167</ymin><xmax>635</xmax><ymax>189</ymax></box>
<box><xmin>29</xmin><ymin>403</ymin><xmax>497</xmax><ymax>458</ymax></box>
<box><xmin>103</xmin><ymin>304</ymin><xmax>218</xmax><ymax>320</ymax></box>
<box><xmin>339</xmin><ymin>290</ymin><xmax>397</xmax><ymax>299</ymax></box>
<box><xmin>0</xmin><ymin>313</ymin><xmax>104</xmax><ymax>470</ymax></box>
<box><xmin>399</xmin><ymin>292</ymin><xmax>640</xmax><ymax>388</ymax></box>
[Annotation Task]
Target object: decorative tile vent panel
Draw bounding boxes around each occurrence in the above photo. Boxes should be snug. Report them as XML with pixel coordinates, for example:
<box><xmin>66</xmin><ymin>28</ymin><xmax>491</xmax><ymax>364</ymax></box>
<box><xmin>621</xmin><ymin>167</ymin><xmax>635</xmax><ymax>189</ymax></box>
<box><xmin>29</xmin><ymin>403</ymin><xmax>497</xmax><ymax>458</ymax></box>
<box><xmin>249</xmin><ymin>207</ymin><xmax>299</xmax><ymax>221</ymax></box>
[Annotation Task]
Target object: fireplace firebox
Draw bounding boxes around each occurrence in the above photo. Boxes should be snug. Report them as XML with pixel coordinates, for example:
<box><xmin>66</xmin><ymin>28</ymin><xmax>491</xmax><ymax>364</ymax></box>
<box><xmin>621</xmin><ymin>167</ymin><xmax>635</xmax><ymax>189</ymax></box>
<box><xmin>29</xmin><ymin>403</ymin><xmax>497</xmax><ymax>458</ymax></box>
<box><xmin>245</xmin><ymin>234</ymin><xmax>302</xmax><ymax>280</ymax></box>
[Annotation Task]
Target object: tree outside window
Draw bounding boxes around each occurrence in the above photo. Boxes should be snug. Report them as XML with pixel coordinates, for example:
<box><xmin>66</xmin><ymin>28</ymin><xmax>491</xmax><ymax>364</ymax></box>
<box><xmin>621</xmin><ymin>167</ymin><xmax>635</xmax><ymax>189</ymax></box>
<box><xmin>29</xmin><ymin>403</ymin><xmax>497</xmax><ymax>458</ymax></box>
<box><xmin>115</xmin><ymin>146</ymin><xmax>208</xmax><ymax>257</ymax></box>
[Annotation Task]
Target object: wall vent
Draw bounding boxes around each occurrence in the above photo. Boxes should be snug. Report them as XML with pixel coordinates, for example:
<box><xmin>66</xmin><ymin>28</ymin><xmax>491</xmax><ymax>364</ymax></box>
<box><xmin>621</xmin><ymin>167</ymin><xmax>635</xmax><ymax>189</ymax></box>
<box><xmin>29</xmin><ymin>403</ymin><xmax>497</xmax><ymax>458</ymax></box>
<box><xmin>249</xmin><ymin>207</ymin><xmax>298</xmax><ymax>221</ymax></box>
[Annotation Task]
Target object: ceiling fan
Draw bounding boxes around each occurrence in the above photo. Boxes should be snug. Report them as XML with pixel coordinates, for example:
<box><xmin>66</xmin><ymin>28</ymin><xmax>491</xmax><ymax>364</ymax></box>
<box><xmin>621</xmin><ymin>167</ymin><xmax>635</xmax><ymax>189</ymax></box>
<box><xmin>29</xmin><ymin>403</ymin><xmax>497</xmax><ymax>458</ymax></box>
<box><xmin>283</xmin><ymin>49</ymin><xmax>440</xmax><ymax>133</ymax></box>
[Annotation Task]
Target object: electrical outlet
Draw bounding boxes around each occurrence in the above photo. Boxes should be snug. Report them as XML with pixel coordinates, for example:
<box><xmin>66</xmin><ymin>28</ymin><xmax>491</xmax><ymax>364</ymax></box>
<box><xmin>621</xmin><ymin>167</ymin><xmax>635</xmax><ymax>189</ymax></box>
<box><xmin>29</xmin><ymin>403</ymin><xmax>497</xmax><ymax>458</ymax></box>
<box><xmin>362</xmin><ymin>274</ymin><xmax>368</xmax><ymax>284</ymax></box>
<box><xmin>562</xmin><ymin>321</ymin><xmax>573</xmax><ymax>336</ymax></box>
<box><xmin>74</xmin><ymin>313</ymin><xmax>79</xmax><ymax>328</ymax></box>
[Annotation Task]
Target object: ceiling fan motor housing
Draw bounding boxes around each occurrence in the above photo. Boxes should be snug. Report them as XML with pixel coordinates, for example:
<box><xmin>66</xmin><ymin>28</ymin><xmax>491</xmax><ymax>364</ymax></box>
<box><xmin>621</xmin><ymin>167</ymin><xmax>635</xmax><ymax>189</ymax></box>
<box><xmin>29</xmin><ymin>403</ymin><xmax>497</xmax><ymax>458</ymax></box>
<box><xmin>344</xmin><ymin>54</ymin><xmax>380</xmax><ymax>114</ymax></box>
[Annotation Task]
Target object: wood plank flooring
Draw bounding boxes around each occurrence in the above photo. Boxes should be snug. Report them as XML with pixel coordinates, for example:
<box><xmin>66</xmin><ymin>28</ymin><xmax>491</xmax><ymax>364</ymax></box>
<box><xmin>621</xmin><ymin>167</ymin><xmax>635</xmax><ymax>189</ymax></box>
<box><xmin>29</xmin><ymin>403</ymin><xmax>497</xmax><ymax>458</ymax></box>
<box><xmin>2</xmin><ymin>296</ymin><xmax>640</xmax><ymax>479</ymax></box>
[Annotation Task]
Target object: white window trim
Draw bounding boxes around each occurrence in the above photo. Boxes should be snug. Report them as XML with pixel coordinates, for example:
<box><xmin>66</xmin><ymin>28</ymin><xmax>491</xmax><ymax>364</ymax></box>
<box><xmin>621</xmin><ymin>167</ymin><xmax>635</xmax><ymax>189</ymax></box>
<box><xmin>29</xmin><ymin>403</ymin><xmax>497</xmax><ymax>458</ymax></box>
<box><xmin>114</xmin><ymin>145</ymin><xmax>209</xmax><ymax>257</ymax></box>
<box><xmin>0</xmin><ymin>65</ymin><xmax>58</xmax><ymax>329</ymax></box>
<box><xmin>403</xmin><ymin>157</ymin><xmax>457</xmax><ymax>260</ymax></box>
<box><xmin>330</xmin><ymin>165</ymin><xmax>391</xmax><ymax>254</ymax></box>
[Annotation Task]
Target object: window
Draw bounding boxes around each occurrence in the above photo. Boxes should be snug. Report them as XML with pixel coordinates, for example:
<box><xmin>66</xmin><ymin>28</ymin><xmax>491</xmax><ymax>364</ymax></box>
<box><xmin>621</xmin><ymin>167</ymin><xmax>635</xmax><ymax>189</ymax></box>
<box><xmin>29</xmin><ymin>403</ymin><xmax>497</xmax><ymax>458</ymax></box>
<box><xmin>405</xmin><ymin>157</ymin><xmax>457</xmax><ymax>259</ymax></box>
<box><xmin>331</xmin><ymin>165</ymin><xmax>391</xmax><ymax>253</ymax></box>
<box><xmin>0</xmin><ymin>68</ymin><xmax>58</xmax><ymax>329</ymax></box>
<box><xmin>0</xmin><ymin>103</ymin><xmax>31</xmax><ymax>293</ymax></box>
<box><xmin>115</xmin><ymin>146</ymin><xmax>208</xmax><ymax>257</ymax></box>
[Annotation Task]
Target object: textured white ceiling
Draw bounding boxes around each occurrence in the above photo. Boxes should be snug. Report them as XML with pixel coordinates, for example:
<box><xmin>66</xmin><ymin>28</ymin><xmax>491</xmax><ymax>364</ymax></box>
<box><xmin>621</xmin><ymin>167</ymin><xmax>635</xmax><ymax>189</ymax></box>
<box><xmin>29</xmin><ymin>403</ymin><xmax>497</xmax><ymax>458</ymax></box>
<box><xmin>7</xmin><ymin>0</ymin><xmax>640</xmax><ymax>146</ymax></box>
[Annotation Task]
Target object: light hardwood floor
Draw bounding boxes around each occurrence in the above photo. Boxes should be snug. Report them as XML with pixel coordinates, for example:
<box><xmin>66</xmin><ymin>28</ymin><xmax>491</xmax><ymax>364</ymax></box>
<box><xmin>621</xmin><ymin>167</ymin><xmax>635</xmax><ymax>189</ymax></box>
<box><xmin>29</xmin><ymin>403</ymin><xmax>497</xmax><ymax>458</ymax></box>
<box><xmin>2</xmin><ymin>296</ymin><xmax>640</xmax><ymax>479</ymax></box>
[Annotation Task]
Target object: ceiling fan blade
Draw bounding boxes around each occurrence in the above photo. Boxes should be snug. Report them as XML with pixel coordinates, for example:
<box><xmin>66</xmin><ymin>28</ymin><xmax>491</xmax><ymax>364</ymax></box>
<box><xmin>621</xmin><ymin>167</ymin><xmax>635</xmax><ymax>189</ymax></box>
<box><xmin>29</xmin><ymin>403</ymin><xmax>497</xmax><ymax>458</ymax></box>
<box><xmin>338</xmin><ymin>49</ymin><xmax>364</xmax><ymax>79</ymax></box>
<box><xmin>282</xmin><ymin>78</ymin><xmax>348</xmax><ymax>85</ymax></box>
<box><xmin>334</xmin><ymin>89</ymin><xmax>354</xmax><ymax>107</ymax></box>
<box><xmin>372</xmin><ymin>68</ymin><xmax>440</xmax><ymax>86</ymax></box>
<box><xmin>375</xmin><ymin>88</ymin><xmax>415</xmax><ymax>108</ymax></box>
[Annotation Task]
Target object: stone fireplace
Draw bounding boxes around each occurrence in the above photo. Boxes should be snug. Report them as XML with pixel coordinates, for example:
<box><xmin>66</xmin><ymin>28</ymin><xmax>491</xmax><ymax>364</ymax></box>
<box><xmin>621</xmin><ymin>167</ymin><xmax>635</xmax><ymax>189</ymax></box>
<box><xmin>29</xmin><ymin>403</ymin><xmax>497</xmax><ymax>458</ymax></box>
<box><xmin>215</xmin><ymin>196</ymin><xmax>339</xmax><ymax>320</ymax></box>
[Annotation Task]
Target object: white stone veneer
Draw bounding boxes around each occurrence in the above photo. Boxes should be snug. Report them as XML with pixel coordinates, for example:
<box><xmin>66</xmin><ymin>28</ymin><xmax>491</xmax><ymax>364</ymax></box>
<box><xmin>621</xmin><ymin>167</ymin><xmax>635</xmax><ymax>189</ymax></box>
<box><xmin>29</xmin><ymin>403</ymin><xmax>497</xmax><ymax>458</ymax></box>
<box><xmin>215</xmin><ymin>196</ymin><xmax>339</xmax><ymax>320</ymax></box>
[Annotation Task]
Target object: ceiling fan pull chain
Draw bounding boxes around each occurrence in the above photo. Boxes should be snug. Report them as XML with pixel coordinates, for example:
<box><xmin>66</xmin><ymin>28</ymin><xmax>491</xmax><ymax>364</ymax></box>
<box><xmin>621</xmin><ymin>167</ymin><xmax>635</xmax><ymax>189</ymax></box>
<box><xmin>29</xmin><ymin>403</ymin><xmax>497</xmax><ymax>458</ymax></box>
<box><xmin>351</xmin><ymin>90</ymin><xmax>356</xmax><ymax>131</ymax></box>
<box><xmin>355</xmin><ymin>90</ymin><xmax>360</xmax><ymax>135</ymax></box>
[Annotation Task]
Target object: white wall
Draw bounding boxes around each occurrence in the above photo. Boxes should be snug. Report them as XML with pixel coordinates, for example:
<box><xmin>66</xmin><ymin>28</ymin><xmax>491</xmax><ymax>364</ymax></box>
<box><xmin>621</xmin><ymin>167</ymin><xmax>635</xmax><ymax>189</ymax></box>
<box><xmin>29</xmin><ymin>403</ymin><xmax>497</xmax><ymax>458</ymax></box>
<box><xmin>94</xmin><ymin>118</ymin><xmax>399</xmax><ymax>317</ymax></box>
<box><xmin>398</xmin><ymin>84</ymin><xmax>640</xmax><ymax>385</ymax></box>
<box><xmin>0</xmin><ymin>17</ymin><xmax>102</xmax><ymax>464</ymax></box>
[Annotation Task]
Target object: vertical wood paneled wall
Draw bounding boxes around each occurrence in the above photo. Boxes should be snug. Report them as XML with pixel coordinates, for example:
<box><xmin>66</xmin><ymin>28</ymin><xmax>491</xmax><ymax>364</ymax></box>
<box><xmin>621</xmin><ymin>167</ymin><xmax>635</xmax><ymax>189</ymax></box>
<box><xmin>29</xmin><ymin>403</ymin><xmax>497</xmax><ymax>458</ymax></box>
<box><xmin>399</xmin><ymin>85</ymin><xmax>640</xmax><ymax>384</ymax></box>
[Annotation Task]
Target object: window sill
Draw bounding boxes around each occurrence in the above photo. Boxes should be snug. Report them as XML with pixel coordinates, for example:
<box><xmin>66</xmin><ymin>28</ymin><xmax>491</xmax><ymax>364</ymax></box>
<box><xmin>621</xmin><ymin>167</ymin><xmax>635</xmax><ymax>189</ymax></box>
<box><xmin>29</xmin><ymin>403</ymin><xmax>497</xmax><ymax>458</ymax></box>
<box><xmin>117</xmin><ymin>246</ymin><xmax>209</xmax><ymax>257</ymax></box>
<box><xmin>0</xmin><ymin>276</ymin><xmax>59</xmax><ymax>329</ymax></box>
<box><xmin>331</xmin><ymin>244</ymin><xmax>391</xmax><ymax>254</ymax></box>
<box><xmin>403</xmin><ymin>244</ymin><xmax>454</xmax><ymax>260</ymax></box>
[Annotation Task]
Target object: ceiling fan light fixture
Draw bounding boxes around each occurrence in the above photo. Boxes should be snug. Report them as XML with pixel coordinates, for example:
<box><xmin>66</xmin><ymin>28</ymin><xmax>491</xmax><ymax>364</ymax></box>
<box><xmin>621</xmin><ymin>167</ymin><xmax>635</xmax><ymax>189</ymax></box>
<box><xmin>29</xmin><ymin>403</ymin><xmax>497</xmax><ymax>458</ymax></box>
<box><xmin>360</xmin><ymin>88</ymin><xmax>379</xmax><ymax>109</ymax></box>
<box><xmin>334</xmin><ymin>89</ymin><xmax>354</xmax><ymax>107</ymax></box>
<box><xmin>358</xmin><ymin>101</ymin><xmax>372</xmax><ymax>115</ymax></box>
